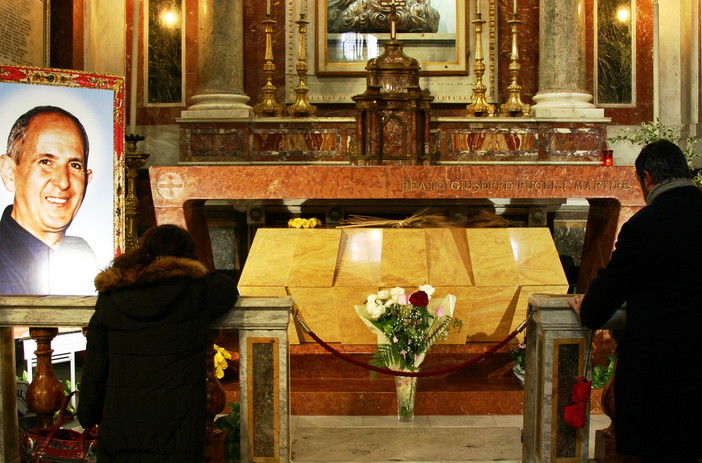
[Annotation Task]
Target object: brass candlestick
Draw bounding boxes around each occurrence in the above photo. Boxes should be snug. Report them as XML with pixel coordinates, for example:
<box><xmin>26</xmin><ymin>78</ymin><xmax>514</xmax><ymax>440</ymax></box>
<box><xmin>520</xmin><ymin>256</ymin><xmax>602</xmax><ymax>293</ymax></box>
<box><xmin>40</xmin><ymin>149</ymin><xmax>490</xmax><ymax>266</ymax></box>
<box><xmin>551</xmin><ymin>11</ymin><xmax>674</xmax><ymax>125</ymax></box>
<box><xmin>254</xmin><ymin>14</ymin><xmax>284</xmax><ymax>117</ymax></box>
<box><xmin>466</xmin><ymin>11</ymin><xmax>496</xmax><ymax>117</ymax></box>
<box><xmin>500</xmin><ymin>12</ymin><xmax>530</xmax><ymax>117</ymax></box>
<box><xmin>125</xmin><ymin>134</ymin><xmax>149</xmax><ymax>252</ymax></box>
<box><xmin>287</xmin><ymin>13</ymin><xmax>316</xmax><ymax>117</ymax></box>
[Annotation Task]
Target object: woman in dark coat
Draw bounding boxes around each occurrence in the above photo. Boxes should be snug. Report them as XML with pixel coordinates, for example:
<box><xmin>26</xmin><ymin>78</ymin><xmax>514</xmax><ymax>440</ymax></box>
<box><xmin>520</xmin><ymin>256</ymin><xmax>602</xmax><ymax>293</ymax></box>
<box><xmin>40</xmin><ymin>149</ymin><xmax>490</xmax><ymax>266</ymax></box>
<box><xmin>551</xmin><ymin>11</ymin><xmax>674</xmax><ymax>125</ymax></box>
<box><xmin>77</xmin><ymin>224</ymin><xmax>238</xmax><ymax>462</ymax></box>
<box><xmin>570</xmin><ymin>140</ymin><xmax>702</xmax><ymax>462</ymax></box>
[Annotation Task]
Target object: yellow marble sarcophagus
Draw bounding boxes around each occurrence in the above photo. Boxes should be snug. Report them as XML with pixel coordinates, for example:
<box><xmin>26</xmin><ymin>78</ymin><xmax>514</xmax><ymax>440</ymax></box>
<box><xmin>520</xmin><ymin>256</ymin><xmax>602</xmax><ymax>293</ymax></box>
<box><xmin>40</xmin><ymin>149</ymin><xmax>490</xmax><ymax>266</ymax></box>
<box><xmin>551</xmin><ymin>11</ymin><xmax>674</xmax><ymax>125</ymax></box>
<box><xmin>238</xmin><ymin>228</ymin><xmax>568</xmax><ymax>344</ymax></box>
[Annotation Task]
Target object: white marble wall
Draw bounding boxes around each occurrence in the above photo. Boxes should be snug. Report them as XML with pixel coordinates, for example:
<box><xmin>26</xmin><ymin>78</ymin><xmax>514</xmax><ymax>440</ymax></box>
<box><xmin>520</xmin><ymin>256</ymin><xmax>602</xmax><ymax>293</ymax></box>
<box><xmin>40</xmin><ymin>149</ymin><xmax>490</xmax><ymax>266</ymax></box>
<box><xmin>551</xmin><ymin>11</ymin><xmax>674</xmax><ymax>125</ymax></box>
<box><xmin>83</xmin><ymin>0</ymin><xmax>126</xmax><ymax>76</ymax></box>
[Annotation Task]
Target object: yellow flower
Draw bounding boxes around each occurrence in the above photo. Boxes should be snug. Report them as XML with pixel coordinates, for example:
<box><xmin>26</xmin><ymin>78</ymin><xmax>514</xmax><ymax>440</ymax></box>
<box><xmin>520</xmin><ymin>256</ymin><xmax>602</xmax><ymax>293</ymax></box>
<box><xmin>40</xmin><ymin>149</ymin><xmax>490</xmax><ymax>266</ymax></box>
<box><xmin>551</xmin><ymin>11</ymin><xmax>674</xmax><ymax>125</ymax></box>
<box><xmin>213</xmin><ymin>344</ymin><xmax>233</xmax><ymax>379</ymax></box>
<box><xmin>288</xmin><ymin>217</ymin><xmax>322</xmax><ymax>228</ymax></box>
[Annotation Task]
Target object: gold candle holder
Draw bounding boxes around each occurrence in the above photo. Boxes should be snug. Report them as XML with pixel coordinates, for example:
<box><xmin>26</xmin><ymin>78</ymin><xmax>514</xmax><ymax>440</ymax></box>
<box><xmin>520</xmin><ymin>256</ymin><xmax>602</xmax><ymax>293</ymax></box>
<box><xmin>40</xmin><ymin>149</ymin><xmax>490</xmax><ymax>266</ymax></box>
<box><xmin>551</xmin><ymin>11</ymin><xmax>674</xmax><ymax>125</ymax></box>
<box><xmin>125</xmin><ymin>135</ymin><xmax>149</xmax><ymax>252</ymax></box>
<box><xmin>254</xmin><ymin>15</ymin><xmax>284</xmax><ymax>117</ymax></box>
<box><xmin>500</xmin><ymin>12</ymin><xmax>530</xmax><ymax>117</ymax></box>
<box><xmin>466</xmin><ymin>11</ymin><xmax>496</xmax><ymax>117</ymax></box>
<box><xmin>287</xmin><ymin>13</ymin><xmax>316</xmax><ymax>117</ymax></box>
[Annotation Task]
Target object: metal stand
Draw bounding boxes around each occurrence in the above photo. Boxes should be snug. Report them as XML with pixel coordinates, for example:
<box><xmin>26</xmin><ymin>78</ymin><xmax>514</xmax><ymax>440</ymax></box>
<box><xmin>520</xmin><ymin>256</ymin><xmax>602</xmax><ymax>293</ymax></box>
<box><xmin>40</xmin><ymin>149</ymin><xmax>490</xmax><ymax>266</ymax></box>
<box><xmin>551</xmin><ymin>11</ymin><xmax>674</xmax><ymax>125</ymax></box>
<box><xmin>287</xmin><ymin>13</ymin><xmax>316</xmax><ymax>117</ymax></box>
<box><xmin>466</xmin><ymin>11</ymin><xmax>496</xmax><ymax>117</ymax></box>
<box><xmin>254</xmin><ymin>15</ymin><xmax>284</xmax><ymax>117</ymax></box>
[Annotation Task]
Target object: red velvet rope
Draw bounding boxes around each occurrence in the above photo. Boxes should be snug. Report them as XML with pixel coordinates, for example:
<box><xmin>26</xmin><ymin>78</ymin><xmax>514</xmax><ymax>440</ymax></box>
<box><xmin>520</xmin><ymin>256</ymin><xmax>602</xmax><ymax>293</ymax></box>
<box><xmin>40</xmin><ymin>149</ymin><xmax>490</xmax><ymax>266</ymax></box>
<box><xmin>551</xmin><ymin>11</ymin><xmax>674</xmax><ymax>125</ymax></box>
<box><xmin>302</xmin><ymin>319</ymin><xmax>529</xmax><ymax>378</ymax></box>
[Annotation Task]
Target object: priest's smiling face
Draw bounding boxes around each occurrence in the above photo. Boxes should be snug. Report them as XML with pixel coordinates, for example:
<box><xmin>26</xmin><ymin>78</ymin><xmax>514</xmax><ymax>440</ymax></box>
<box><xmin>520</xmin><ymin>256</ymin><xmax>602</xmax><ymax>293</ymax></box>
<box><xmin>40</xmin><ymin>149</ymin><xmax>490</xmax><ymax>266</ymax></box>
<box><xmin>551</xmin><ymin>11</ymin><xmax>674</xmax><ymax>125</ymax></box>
<box><xmin>1</xmin><ymin>112</ymin><xmax>93</xmax><ymax>248</ymax></box>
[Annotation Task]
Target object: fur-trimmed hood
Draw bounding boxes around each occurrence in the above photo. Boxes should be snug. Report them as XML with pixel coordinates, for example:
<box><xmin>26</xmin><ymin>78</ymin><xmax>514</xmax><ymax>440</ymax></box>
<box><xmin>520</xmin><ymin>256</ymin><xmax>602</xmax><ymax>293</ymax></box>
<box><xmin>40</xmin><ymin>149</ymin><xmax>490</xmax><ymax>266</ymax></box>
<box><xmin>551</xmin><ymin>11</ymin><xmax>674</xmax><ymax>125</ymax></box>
<box><xmin>94</xmin><ymin>256</ymin><xmax>209</xmax><ymax>322</ymax></box>
<box><xmin>95</xmin><ymin>256</ymin><xmax>208</xmax><ymax>293</ymax></box>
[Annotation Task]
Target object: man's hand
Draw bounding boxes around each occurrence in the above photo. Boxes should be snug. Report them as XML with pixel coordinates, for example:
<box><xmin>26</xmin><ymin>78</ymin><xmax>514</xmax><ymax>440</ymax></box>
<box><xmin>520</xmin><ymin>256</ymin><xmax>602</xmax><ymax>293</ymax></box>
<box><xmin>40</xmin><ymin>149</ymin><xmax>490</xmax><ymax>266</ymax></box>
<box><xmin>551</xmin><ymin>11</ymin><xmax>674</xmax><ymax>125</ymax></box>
<box><xmin>567</xmin><ymin>294</ymin><xmax>583</xmax><ymax>314</ymax></box>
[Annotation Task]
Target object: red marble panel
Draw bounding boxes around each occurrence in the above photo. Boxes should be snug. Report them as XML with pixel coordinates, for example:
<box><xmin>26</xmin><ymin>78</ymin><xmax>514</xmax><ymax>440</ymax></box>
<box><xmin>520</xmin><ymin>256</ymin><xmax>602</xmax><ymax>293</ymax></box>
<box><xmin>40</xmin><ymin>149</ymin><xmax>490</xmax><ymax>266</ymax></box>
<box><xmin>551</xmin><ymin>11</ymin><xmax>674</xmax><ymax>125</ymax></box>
<box><xmin>450</xmin><ymin>131</ymin><xmax>537</xmax><ymax>152</ymax></box>
<box><xmin>186</xmin><ymin>128</ymin><xmax>243</xmax><ymax>156</ymax></box>
<box><xmin>251</xmin><ymin>132</ymin><xmax>338</xmax><ymax>152</ymax></box>
<box><xmin>150</xmin><ymin>165</ymin><xmax>644</xmax><ymax>207</ymax></box>
<box><xmin>546</xmin><ymin>132</ymin><xmax>602</xmax><ymax>152</ymax></box>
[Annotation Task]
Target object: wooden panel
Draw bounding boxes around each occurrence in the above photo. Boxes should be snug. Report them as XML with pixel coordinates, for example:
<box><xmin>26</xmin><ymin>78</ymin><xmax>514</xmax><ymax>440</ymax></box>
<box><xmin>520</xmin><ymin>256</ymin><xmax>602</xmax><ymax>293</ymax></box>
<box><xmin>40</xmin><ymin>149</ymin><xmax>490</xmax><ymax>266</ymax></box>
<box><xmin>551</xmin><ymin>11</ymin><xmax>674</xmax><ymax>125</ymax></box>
<box><xmin>288</xmin><ymin>287</ymin><xmax>340</xmax><ymax>343</ymax></box>
<box><xmin>466</xmin><ymin>229</ymin><xmax>519</xmax><ymax>286</ymax></box>
<box><xmin>333</xmin><ymin>286</ymin><xmax>380</xmax><ymax>345</ymax></box>
<box><xmin>334</xmin><ymin>229</ymin><xmax>382</xmax><ymax>287</ymax></box>
<box><xmin>426</xmin><ymin>228</ymin><xmax>474</xmax><ymax>287</ymax></box>
<box><xmin>238</xmin><ymin>229</ymin><xmax>298</xmax><ymax>287</ymax></box>
<box><xmin>287</xmin><ymin>229</ymin><xmax>341</xmax><ymax>287</ymax></box>
<box><xmin>509</xmin><ymin>228</ymin><xmax>568</xmax><ymax>286</ymax></box>
<box><xmin>380</xmin><ymin>229</ymin><xmax>427</xmax><ymax>287</ymax></box>
<box><xmin>465</xmin><ymin>286</ymin><xmax>520</xmax><ymax>342</ymax></box>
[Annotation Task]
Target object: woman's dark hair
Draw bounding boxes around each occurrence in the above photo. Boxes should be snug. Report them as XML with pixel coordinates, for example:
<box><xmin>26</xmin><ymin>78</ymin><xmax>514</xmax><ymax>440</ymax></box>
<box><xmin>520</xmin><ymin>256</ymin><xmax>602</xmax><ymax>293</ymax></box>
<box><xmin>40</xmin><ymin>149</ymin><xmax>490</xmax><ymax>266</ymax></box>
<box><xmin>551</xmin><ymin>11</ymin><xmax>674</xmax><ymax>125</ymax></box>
<box><xmin>113</xmin><ymin>224</ymin><xmax>197</xmax><ymax>268</ymax></box>
<box><xmin>635</xmin><ymin>139</ymin><xmax>692</xmax><ymax>184</ymax></box>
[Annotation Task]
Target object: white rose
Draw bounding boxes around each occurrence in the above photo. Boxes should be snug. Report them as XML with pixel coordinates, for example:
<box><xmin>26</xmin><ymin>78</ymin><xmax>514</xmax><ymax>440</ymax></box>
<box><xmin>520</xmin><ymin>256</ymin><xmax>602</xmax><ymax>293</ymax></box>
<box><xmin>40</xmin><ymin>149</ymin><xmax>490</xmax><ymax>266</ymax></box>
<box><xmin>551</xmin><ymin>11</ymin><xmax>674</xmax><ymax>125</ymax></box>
<box><xmin>366</xmin><ymin>300</ymin><xmax>386</xmax><ymax>319</ymax></box>
<box><xmin>418</xmin><ymin>284</ymin><xmax>435</xmax><ymax>297</ymax></box>
<box><xmin>377</xmin><ymin>290</ymin><xmax>390</xmax><ymax>300</ymax></box>
<box><xmin>389</xmin><ymin>287</ymin><xmax>405</xmax><ymax>303</ymax></box>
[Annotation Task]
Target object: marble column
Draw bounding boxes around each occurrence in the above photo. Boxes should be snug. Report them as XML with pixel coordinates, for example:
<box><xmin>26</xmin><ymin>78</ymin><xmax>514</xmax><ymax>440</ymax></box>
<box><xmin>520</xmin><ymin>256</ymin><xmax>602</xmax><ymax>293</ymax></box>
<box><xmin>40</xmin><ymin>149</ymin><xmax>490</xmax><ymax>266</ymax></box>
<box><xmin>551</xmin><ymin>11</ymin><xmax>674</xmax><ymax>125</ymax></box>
<box><xmin>180</xmin><ymin>0</ymin><xmax>252</xmax><ymax>119</ymax></box>
<box><xmin>530</xmin><ymin>0</ymin><xmax>604</xmax><ymax>119</ymax></box>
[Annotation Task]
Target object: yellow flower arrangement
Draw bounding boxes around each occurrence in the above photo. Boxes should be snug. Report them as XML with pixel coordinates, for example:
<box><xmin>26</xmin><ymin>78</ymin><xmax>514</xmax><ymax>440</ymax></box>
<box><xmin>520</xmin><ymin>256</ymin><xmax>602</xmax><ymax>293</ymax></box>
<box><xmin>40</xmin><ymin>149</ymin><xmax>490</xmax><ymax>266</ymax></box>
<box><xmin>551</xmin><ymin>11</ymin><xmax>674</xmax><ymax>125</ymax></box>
<box><xmin>214</xmin><ymin>344</ymin><xmax>233</xmax><ymax>379</ymax></box>
<box><xmin>287</xmin><ymin>217</ymin><xmax>322</xmax><ymax>229</ymax></box>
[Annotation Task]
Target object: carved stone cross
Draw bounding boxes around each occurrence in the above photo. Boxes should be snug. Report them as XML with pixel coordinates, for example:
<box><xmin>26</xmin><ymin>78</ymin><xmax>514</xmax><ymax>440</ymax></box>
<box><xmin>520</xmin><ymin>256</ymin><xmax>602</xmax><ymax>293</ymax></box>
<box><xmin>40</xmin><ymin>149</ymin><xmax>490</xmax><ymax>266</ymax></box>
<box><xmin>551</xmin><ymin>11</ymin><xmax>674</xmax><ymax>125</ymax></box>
<box><xmin>379</xmin><ymin>0</ymin><xmax>406</xmax><ymax>39</ymax></box>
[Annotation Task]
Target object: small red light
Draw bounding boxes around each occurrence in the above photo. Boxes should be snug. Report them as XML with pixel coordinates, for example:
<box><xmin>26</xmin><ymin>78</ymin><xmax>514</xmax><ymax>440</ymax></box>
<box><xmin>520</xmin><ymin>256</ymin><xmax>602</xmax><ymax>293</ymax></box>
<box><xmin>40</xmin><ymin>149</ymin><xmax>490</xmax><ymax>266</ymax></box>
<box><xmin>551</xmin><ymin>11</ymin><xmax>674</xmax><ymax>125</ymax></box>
<box><xmin>602</xmin><ymin>149</ymin><xmax>613</xmax><ymax>166</ymax></box>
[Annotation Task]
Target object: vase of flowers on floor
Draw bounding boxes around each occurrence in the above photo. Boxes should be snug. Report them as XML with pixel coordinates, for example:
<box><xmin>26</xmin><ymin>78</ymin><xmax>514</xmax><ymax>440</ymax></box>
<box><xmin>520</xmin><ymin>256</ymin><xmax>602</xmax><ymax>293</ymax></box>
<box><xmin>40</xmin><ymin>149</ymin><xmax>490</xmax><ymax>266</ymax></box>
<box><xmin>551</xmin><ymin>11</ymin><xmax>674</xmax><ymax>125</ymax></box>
<box><xmin>355</xmin><ymin>285</ymin><xmax>462</xmax><ymax>422</ymax></box>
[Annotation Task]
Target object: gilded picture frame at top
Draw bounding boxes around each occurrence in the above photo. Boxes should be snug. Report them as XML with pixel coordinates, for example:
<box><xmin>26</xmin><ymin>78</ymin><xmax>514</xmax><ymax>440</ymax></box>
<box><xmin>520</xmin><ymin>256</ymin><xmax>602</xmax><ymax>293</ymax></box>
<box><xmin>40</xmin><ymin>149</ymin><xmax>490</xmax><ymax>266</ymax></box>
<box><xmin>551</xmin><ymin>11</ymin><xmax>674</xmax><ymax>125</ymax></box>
<box><xmin>316</xmin><ymin>0</ymin><xmax>469</xmax><ymax>75</ymax></box>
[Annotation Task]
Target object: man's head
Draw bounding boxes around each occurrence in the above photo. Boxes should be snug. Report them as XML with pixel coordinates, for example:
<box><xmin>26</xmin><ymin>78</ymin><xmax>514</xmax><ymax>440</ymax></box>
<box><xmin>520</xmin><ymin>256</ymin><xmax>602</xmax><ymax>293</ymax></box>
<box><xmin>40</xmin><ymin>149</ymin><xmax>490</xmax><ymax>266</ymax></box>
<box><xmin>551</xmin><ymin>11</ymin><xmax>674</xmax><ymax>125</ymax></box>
<box><xmin>634</xmin><ymin>139</ymin><xmax>691</xmax><ymax>198</ymax></box>
<box><xmin>0</xmin><ymin>106</ymin><xmax>93</xmax><ymax>248</ymax></box>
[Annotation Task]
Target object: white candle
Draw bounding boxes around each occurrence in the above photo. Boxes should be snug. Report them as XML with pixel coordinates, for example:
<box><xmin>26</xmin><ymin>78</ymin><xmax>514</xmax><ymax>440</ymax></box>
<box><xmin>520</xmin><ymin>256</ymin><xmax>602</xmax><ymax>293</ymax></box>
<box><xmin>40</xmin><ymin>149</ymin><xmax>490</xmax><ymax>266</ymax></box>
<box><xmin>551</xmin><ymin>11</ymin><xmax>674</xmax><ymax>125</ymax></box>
<box><xmin>476</xmin><ymin>0</ymin><xmax>480</xmax><ymax>14</ymax></box>
<box><xmin>303</xmin><ymin>0</ymin><xmax>307</xmax><ymax>14</ymax></box>
<box><xmin>267</xmin><ymin>0</ymin><xmax>271</xmax><ymax>15</ymax></box>
<box><xmin>129</xmin><ymin>0</ymin><xmax>140</xmax><ymax>135</ymax></box>
<box><xmin>513</xmin><ymin>0</ymin><xmax>517</xmax><ymax>14</ymax></box>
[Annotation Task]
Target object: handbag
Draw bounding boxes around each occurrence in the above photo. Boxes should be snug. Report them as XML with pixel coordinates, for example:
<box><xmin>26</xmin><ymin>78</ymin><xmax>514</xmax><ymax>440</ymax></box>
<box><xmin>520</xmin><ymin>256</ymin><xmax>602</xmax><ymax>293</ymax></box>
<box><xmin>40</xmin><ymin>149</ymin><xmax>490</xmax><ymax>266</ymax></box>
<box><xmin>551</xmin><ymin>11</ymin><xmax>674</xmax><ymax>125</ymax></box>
<box><xmin>21</xmin><ymin>392</ymin><xmax>98</xmax><ymax>463</ymax></box>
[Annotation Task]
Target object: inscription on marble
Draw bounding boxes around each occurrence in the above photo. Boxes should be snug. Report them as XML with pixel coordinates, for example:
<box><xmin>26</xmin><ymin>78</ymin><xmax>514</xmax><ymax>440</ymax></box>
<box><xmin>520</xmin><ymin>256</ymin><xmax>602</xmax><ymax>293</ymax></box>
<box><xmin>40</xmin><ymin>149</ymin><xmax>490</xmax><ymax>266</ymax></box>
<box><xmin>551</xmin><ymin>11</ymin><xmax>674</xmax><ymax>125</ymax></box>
<box><xmin>401</xmin><ymin>178</ymin><xmax>633</xmax><ymax>192</ymax></box>
<box><xmin>0</xmin><ymin>0</ymin><xmax>45</xmax><ymax>66</ymax></box>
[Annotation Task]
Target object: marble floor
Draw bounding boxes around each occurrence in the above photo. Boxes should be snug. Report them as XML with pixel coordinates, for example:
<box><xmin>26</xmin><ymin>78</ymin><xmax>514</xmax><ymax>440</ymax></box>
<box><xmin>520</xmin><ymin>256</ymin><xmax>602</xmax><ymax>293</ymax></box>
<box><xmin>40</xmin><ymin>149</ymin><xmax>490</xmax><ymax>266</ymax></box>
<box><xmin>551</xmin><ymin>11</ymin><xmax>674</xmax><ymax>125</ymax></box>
<box><xmin>290</xmin><ymin>413</ymin><xmax>611</xmax><ymax>463</ymax></box>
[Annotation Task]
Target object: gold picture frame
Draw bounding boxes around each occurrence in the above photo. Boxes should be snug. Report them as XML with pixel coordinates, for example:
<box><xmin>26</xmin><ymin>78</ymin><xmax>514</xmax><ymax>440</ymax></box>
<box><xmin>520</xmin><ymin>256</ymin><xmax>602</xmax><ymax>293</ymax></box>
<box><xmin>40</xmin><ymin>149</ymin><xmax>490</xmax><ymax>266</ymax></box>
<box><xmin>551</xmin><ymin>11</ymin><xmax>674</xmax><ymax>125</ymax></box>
<box><xmin>315</xmin><ymin>0</ymin><xmax>468</xmax><ymax>75</ymax></box>
<box><xmin>0</xmin><ymin>65</ymin><xmax>125</xmax><ymax>295</ymax></box>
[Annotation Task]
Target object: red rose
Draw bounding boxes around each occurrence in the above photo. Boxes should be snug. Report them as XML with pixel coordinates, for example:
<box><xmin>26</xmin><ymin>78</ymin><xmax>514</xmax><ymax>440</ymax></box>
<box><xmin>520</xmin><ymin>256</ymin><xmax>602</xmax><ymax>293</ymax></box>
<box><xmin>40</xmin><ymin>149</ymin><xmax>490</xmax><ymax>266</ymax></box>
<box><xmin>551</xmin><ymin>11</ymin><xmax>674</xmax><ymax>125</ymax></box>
<box><xmin>409</xmin><ymin>291</ymin><xmax>429</xmax><ymax>307</ymax></box>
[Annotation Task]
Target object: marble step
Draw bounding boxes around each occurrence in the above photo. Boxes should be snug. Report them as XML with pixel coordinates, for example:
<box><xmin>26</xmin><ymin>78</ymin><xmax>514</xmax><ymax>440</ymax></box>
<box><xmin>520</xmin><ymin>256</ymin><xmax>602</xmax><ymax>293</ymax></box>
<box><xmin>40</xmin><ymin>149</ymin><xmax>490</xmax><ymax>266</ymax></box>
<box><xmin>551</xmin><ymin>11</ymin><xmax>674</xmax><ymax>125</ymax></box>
<box><xmin>290</xmin><ymin>425</ymin><xmax>522</xmax><ymax>463</ymax></box>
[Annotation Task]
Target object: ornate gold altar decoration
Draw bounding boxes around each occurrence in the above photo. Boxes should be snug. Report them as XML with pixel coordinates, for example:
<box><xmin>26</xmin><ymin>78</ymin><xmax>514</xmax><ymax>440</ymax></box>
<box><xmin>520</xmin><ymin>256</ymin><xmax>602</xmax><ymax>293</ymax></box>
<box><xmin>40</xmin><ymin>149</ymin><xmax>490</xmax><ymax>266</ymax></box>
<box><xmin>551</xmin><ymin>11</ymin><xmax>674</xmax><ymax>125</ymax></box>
<box><xmin>327</xmin><ymin>0</ymin><xmax>440</xmax><ymax>33</ymax></box>
<box><xmin>287</xmin><ymin>12</ymin><xmax>317</xmax><ymax>117</ymax></box>
<box><xmin>254</xmin><ymin>14</ymin><xmax>284</xmax><ymax>117</ymax></box>
<box><xmin>125</xmin><ymin>135</ymin><xmax>150</xmax><ymax>252</ymax></box>
<box><xmin>466</xmin><ymin>9</ymin><xmax>495</xmax><ymax>117</ymax></box>
<box><xmin>499</xmin><ymin>11</ymin><xmax>530</xmax><ymax>117</ymax></box>
<box><xmin>352</xmin><ymin>0</ymin><xmax>434</xmax><ymax>165</ymax></box>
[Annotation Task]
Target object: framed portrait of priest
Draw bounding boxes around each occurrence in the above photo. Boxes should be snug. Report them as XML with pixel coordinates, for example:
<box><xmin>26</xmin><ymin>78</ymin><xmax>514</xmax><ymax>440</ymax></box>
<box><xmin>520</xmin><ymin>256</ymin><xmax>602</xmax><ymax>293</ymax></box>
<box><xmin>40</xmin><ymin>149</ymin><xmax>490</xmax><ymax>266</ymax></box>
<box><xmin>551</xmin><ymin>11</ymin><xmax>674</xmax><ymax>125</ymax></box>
<box><xmin>0</xmin><ymin>65</ymin><xmax>125</xmax><ymax>296</ymax></box>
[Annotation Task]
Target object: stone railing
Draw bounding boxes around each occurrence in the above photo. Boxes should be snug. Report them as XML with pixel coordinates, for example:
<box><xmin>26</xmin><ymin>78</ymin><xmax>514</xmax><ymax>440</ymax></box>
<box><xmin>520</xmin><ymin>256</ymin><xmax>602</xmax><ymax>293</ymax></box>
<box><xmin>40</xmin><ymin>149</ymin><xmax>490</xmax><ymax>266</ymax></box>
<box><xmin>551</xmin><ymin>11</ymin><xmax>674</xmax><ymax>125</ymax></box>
<box><xmin>523</xmin><ymin>294</ymin><xmax>625</xmax><ymax>463</ymax></box>
<box><xmin>0</xmin><ymin>295</ymin><xmax>293</xmax><ymax>463</ymax></box>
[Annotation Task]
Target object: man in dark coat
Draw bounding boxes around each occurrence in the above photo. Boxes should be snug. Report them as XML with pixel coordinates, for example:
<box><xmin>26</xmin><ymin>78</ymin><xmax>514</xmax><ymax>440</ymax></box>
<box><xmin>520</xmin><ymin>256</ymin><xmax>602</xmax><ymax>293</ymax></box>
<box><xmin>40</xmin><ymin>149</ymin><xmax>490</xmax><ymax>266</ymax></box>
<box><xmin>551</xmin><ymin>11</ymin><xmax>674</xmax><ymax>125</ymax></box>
<box><xmin>78</xmin><ymin>225</ymin><xmax>238</xmax><ymax>462</ymax></box>
<box><xmin>569</xmin><ymin>140</ymin><xmax>702</xmax><ymax>462</ymax></box>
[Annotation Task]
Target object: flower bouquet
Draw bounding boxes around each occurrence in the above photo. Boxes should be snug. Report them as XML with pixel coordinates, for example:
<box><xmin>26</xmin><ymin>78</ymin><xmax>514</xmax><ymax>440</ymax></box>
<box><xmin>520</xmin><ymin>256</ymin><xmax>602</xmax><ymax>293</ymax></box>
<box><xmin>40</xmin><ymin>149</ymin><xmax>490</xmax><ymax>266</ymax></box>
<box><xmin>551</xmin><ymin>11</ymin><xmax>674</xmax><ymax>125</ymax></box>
<box><xmin>355</xmin><ymin>285</ymin><xmax>462</xmax><ymax>420</ymax></box>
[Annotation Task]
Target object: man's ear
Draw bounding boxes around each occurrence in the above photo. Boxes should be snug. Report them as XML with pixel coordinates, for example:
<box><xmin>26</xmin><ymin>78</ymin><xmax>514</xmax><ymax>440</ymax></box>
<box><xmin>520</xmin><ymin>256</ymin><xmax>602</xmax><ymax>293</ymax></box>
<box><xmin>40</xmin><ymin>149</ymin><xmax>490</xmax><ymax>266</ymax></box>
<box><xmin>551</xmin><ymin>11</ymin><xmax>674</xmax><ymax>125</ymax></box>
<box><xmin>85</xmin><ymin>169</ymin><xmax>93</xmax><ymax>185</ymax></box>
<box><xmin>642</xmin><ymin>170</ymin><xmax>655</xmax><ymax>189</ymax></box>
<box><xmin>0</xmin><ymin>154</ymin><xmax>16</xmax><ymax>193</ymax></box>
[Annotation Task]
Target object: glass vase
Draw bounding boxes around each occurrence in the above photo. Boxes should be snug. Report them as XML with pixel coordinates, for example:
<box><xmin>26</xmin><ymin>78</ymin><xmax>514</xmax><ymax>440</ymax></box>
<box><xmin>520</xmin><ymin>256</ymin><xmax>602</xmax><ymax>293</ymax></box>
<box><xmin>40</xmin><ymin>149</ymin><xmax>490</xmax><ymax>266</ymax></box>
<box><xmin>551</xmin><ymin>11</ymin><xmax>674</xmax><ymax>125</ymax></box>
<box><xmin>394</xmin><ymin>375</ymin><xmax>418</xmax><ymax>422</ymax></box>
